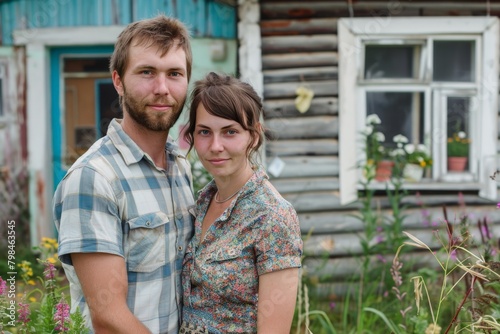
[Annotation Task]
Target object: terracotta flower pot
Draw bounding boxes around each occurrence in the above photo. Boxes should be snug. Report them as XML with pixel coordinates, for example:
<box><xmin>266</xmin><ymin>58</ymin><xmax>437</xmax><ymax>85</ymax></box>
<box><xmin>447</xmin><ymin>156</ymin><xmax>468</xmax><ymax>172</ymax></box>
<box><xmin>375</xmin><ymin>160</ymin><xmax>394</xmax><ymax>181</ymax></box>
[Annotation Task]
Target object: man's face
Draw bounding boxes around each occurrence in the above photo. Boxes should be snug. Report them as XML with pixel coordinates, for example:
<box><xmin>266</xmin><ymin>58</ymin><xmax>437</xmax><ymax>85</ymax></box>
<box><xmin>112</xmin><ymin>41</ymin><xmax>189</xmax><ymax>132</ymax></box>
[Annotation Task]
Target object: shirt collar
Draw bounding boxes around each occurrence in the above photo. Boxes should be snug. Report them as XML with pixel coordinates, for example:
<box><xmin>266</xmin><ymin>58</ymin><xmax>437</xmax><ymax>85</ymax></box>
<box><xmin>198</xmin><ymin>165</ymin><xmax>268</xmax><ymax>221</ymax></box>
<box><xmin>107</xmin><ymin>118</ymin><xmax>185</xmax><ymax>166</ymax></box>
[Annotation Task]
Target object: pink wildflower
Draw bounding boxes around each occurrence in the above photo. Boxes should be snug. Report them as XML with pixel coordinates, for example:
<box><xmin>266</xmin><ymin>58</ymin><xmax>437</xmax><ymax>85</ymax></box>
<box><xmin>0</xmin><ymin>277</ymin><xmax>6</xmax><ymax>295</ymax></box>
<box><xmin>54</xmin><ymin>298</ymin><xmax>71</xmax><ymax>332</ymax></box>
<box><xmin>497</xmin><ymin>202</ymin><xmax>500</xmax><ymax>209</ymax></box>
<box><xmin>44</xmin><ymin>261</ymin><xmax>56</xmax><ymax>280</ymax></box>
<box><xmin>17</xmin><ymin>302</ymin><xmax>31</xmax><ymax>324</ymax></box>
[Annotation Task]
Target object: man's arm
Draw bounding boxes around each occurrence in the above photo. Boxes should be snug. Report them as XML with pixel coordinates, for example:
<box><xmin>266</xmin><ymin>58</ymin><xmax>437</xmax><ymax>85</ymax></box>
<box><xmin>71</xmin><ymin>253</ymin><xmax>151</xmax><ymax>334</ymax></box>
<box><xmin>257</xmin><ymin>268</ymin><xmax>299</xmax><ymax>334</ymax></box>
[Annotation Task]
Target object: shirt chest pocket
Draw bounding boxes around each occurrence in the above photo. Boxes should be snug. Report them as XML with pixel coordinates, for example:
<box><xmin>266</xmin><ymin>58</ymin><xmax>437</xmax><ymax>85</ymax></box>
<box><xmin>125</xmin><ymin>212</ymin><xmax>171</xmax><ymax>272</ymax></box>
<box><xmin>206</xmin><ymin>246</ymin><xmax>254</xmax><ymax>269</ymax></box>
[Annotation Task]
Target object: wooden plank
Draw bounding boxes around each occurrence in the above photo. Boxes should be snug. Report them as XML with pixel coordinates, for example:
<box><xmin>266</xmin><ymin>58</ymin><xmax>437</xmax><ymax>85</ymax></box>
<box><xmin>262</xmin><ymin>51</ymin><xmax>338</xmax><ymax>69</ymax></box>
<box><xmin>267</xmin><ymin>155</ymin><xmax>338</xmax><ymax>178</ymax></box>
<box><xmin>264</xmin><ymin>97</ymin><xmax>338</xmax><ymax>118</ymax></box>
<box><xmin>297</xmin><ymin>205</ymin><xmax>500</xmax><ymax>234</ymax></box>
<box><xmin>260</xmin><ymin>2</ymin><xmax>352</xmax><ymax>20</ymax></box>
<box><xmin>303</xmin><ymin>251</ymin><xmax>438</xmax><ymax>283</ymax></box>
<box><xmin>266</xmin><ymin>115</ymin><xmax>337</xmax><ymax>139</ymax></box>
<box><xmin>262</xmin><ymin>34</ymin><xmax>337</xmax><ymax>54</ymax></box>
<box><xmin>266</xmin><ymin>139</ymin><xmax>338</xmax><ymax>156</ymax></box>
<box><xmin>264</xmin><ymin>80</ymin><xmax>338</xmax><ymax>99</ymax></box>
<box><xmin>271</xmin><ymin>176</ymin><xmax>338</xmax><ymax>194</ymax></box>
<box><xmin>304</xmin><ymin>222</ymin><xmax>500</xmax><ymax>257</ymax></box>
<box><xmin>283</xmin><ymin>191</ymin><xmax>341</xmax><ymax>212</ymax></box>
<box><xmin>260</xmin><ymin>18</ymin><xmax>338</xmax><ymax>36</ymax></box>
<box><xmin>263</xmin><ymin>66</ymin><xmax>338</xmax><ymax>83</ymax></box>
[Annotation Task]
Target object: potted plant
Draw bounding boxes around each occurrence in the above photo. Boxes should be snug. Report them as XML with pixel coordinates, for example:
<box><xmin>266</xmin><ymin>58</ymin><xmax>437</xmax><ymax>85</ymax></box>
<box><xmin>447</xmin><ymin>131</ymin><xmax>470</xmax><ymax>171</ymax></box>
<box><xmin>402</xmin><ymin>143</ymin><xmax>432</xmax><ymax>181</ymax></box>
<box><xmin>363</xmin><ymin>114</ymin><xmax>394</xmax><ymax>181</ymax></box>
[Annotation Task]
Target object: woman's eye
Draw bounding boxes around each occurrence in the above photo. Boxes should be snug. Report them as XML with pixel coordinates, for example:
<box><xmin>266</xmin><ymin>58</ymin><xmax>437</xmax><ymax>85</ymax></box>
<box><xmin>198</xmin><ymin>129</ymin><xmax>210</xmax><ymax>135</ymax></box>
<box><xmin>226</xmin><ymin>129</ymin><xmax>237</xmax><ymax>135</ymax></box>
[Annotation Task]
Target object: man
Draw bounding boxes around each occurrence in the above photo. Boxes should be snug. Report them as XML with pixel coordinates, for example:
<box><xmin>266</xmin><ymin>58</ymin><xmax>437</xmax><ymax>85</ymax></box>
<box><xmin>53</xmin><ymin>15</ymin><xmax>194</xmax><ymax>333</ymax></box>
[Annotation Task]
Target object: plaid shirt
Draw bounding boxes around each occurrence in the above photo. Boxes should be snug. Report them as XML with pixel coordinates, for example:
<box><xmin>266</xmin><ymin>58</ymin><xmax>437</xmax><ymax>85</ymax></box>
<box><xmin>54</xmin><ymin>119</ymin><xmax>195</xmax><ymax>334</ymax></box>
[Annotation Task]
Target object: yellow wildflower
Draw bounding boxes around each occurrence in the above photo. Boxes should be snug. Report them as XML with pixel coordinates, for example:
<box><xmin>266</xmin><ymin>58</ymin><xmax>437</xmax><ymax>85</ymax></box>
<box><xmin>29</xmin><ymin>297</ymin><xmax>37</xmax><ymax>303</ymax></box>
<box><xmin>27</xmin><ymin>280</ymin><xmax>36</xmax><ymax>286</ymax></box>
<box><xmin>425</xmin><ymin>323</ymin><xmax>442</xmax><ymax>334</ymax></box>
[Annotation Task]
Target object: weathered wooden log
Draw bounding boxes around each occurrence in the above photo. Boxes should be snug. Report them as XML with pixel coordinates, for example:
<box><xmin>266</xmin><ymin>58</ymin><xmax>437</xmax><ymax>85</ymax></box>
<box><xmin>262</xmin><ymin>51</ymin><xmax>338</xmax><ymax>69</ymax></box>
<box><xmin>264</xmin><ymin>80</ymin><xmax>338</xmax><ymax>99</ymax></box>
<box><xmin>260</xmin><ymin>18</ymin><xmax>338</xmax><ymax>36</ymax></box>
<box><xmin>262</xmin><ymin>34</ymin><xmax>338</xmax><ymax>53</ymax></box>
<box><xmin>266</xmin><ymin>155</ymin><xmax>338</xmax><ymax>178</ymax></box>
<box><xmin>266</xmin><ymin>115</ymin><xmax>338</xmax><ymax>139</ymax></box>
<box><xmin>271</xmin><ymin>176</ymin><xmax>338</xmax><ymax>194</ymax></box>
<box><xmin>266</xmin><ymin>138</ymin><xmax>338</xmax><ymax>156</ymax></box>
<box><xmin>264</xmin><ymin>66</ymin><xmax>338</xmax><ymax>83</ymax></box>
<box><xmin>264</xmin><ymin>97</ymin><xmax>338</xmax><ymax>118</ymax></box>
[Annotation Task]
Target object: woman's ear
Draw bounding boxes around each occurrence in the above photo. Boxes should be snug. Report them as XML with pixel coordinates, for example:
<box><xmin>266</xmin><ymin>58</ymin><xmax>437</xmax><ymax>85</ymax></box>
<box><xmin>251</xmin><ymin>123</ymin><xmax>263</xmax><ymax>148</ymax></box>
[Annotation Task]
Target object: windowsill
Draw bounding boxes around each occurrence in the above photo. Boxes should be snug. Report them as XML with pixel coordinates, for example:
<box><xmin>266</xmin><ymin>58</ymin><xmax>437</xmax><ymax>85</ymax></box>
<box><xmin>357</xmin><ymin>179</ymin><xmax>482</xmax><ymax>191</ymax></box>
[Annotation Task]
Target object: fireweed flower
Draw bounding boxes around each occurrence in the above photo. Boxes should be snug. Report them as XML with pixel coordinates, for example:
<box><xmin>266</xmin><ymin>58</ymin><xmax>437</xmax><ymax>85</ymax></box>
<box><xmin>54</xmin><ymin>297</ymin><xmax>71</xmax><ymax>332</ymax></box>
<box><xmin>17</xmin><ymin>302</ymin><xmax>31</xmax><ymax>325</ymax></box>
<box><xmin>0</xmin><ymin>277</ymin><xmax>6</xmax><ymax>295</ymax></box>
<box><xmin>44</xmin><ymin>261</ymin><xmax>56</xmax><ymax>280</ymax></box>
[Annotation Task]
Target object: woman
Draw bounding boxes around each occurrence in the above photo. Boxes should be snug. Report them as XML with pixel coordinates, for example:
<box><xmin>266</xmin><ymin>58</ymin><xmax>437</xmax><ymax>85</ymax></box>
<box><xmin>180</xmin><ymin>72</ymin><xmax>303</xmax><ymax>333</ymax></box>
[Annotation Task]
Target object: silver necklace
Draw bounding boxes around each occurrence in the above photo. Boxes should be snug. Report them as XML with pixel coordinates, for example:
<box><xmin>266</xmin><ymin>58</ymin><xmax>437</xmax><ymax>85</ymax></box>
<box><xmin>214</xmin><ymin>189</ymin><xmax>240</xmax><ymax>203</ymax></box>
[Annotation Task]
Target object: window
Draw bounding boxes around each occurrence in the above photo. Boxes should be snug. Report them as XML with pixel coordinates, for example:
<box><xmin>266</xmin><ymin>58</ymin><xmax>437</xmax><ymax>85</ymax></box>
<box><xmin>338</xmin><ymin>17</ymin><xmax>499</xmax><ymax>204</ymax></box>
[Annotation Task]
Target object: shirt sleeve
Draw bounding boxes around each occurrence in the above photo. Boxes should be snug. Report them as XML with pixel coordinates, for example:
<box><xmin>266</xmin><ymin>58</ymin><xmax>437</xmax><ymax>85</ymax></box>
<box><xmin>54</xmin><ymin>165</ymin><xmax>123</xmax><ymax>265</ymax></box>
<box><xmin>254</xmin><ymin>204</ymin><xmax>303</xmax><ymax>276</ymax></box>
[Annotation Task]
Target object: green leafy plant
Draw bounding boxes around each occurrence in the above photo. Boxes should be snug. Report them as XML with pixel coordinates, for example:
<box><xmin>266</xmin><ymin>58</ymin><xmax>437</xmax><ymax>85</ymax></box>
<box><xmin>368</xmin><ymin>209</ymin><xmax>500</xmax><ymax>334</ymax></box>
<box><xmin>447</xmin><ymin>131</ymin><xmax>470</xmax><ymax>157</ymax></box>
<box><xmin>0</xmin><ymin>239</ymin><xmax>88</xmax><ymax>334</ymax></box>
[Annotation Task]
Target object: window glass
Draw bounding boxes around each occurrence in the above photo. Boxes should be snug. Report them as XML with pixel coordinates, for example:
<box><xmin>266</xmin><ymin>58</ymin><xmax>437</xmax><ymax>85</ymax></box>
<box><xmin>433</xmin><ymin>41</ymin><xmax>475</xmax><ymax>82</ymax></box>
<box><xmin>0</xmin><ymin>78</ymin><xmax>3</xmax><ymax>117</ymax></box>
<box><xmin>364</xmin><ymin>45</ymin><xmax>416</xmax><ymax>79</ymax></box>
<box><xmin>63</xmin><ymin>57</ymin><xmax>119</xmax><ymax>166</ymax></box>
<box><xmin>366</xmin><ymin>92</ymin><xmax>424</xmax><ymax>147</ymax></box>
<box><xmin>446</xmin><ymin>96</ymin><xmax>470</xmax><ymax>171</ymax></box>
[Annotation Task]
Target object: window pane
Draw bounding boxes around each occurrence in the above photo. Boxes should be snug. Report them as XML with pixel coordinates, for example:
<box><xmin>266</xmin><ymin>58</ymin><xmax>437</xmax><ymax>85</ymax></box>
<box><xmin>447</xmin><ymin>96</ymin><xmax>470</xmax><ymax>166</ymax></box>
<box><xmin>366</xmin><ymin>92</ymin><xmax>424</xmax><ymax>147</ymax></box>
<box><xmin>63</xmin><ymin>57</ymin><xmax>117</xmax><ymax>166</ymax></box>
<box><xmin>433</xmin><ymin>41</ymin><xmax>475</xmax><ymax>82</ymax></box>
<box><xmin>364</xmin><ymin>45</ymin><xmax>416</xmax><ymax>79</ymax></box>
<box><xmin>0</xmin><ymin>78</ymin><xmax>3</xmax><ymax>117</ymax></box>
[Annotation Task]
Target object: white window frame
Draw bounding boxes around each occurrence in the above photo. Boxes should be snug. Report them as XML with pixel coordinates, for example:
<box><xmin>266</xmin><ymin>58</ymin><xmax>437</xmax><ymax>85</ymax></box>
<box><xmin>338</xmin><ymin>17</ymin><xmax>499</xmax><ymax>205</ymax></box>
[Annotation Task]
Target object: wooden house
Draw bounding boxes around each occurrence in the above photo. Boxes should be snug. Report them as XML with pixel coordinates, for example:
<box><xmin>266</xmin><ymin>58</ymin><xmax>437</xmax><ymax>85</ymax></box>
<box><xmin>2</xmin><ymin>0</ymin><xmax>500</xmax><ymax>291</ymax></box>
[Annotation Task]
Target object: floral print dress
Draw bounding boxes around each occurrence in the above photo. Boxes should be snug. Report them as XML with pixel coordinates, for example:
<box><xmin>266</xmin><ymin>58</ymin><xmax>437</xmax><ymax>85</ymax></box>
<box><xmin>181</xmin><ymin>167</ymin><xmax>303</xmax><ymax>333</ymax></box>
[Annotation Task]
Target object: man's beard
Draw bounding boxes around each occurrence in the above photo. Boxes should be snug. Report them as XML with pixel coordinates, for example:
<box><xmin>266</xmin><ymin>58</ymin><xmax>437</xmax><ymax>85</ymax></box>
<box><xmin>122</xmin><ymin>86</ymin><xmax>185</xmax><ymax>132</ymax></box>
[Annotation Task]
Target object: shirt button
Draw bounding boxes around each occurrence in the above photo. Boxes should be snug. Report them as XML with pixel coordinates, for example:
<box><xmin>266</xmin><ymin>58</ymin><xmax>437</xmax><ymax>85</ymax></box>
<box><xmin>145</xmin><ymin>221</ymin><xmax>151</xmax><ymax>226</ymax></box>
<box><xmin>178</xmin><ymin>246</ymin><xmax>183</xmax><ymax>251</ymax></box>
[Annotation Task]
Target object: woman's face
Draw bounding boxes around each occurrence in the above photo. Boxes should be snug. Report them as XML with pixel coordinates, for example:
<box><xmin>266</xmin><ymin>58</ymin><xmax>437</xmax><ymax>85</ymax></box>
<box><xmin>193</xmin><ymin>103</ymin><xmax>253</xmax><ymax>180</ymax></box>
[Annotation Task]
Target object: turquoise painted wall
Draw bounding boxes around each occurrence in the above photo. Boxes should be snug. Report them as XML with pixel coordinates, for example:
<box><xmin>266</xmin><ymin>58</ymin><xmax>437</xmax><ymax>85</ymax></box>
<box><xmin>1</xmin><ymin>0</ymin><xmax>236</xmax><ymax>45</ymax></box>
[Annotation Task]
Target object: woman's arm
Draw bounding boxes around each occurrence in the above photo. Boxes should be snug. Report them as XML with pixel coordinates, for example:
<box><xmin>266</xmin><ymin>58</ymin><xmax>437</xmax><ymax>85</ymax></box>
<box><xmin>257</xmin><ymin>267</ymin><xmax>299</xmax><ymax>334</ymax></box>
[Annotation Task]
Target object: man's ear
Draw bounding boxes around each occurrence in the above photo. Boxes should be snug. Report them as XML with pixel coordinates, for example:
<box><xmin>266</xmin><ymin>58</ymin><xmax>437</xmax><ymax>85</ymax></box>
<box><xmin>112</xmin><ymin>70</ymin><xmax>124</xmax><ymax>96</ymax></box>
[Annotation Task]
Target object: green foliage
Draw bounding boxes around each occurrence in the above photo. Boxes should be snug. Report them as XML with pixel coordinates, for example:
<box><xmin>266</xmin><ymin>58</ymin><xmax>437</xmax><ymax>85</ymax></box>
<box><xmin>188</xmin><ymin>151</ymin><xmax>211</xmax><ymax>198</ymax></box>
<box><xmin>447</xmin><ymin>132</ymin><xmax>470</xmax><ymax>157</ymax></box>
<box><xmin>0</xmin><ymin>239</ymin><xmax>89</xmax><ymax>334</ymax></box>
